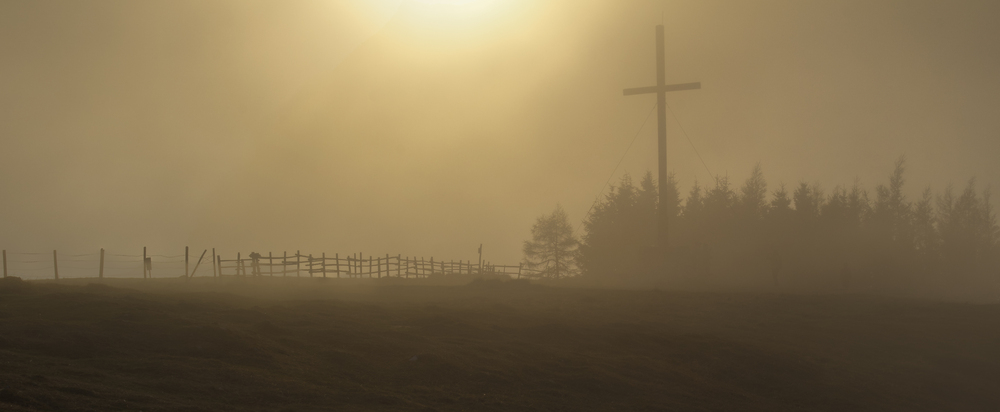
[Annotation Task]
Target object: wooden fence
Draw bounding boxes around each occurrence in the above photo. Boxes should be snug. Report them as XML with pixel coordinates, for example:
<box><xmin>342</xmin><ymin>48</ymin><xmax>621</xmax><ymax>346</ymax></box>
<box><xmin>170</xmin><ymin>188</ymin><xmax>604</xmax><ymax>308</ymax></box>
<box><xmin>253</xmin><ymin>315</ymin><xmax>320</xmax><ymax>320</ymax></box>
<box><xmin>0</xmin><ymin>248</ymin><xmax>544</xmax><ymax>280</ymax></box>
<box><xmin>217</xmin><ymin>252</ymin><xmax>528</xmax><ymax>279</ymax></box>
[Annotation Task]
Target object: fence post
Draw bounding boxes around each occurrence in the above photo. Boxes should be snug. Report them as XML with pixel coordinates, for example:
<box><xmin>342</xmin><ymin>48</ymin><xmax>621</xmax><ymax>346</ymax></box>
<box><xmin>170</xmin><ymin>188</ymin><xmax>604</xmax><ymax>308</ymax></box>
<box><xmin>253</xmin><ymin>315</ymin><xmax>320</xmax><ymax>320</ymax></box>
<box><xmin>217</xmin><ymin>255</ymin><xmax>222</xmax><ymax>276</ymax></box>
<box><xmin>3</xmin><ymin>249</ymin><xmax>7</xmax><ymax>278</ymax></box>
<box><xmin>143</xmin><ymin>247</ymin><xmax>147</xmax><ymax>278</ymax></box>
<box><xmin>212</xmin><ymin>248</ymin><xmax>217</xmax><ymax>277</ymax></box>
<box><xmin>53</xmin><ymin>250</ymin><xmax>59</xmax><ymax>280</ymax></box>
<box><xmin>189</xmin><ymin>250</ymin><xmax>207</xmax><ymax>278</ymax></box>
<box><xmin>99</xmin><ymin>248</ymin><xmax>105</xmax><ymax>279</ymax></box>
<box><xmin>296</xmin><ymin>250</ymin><xmax>301</xmax><ymax>277</ymax></box>
<box><xmin>334</xmin><ymin>253</ymin><xmax>340</xmax><ymax>278</ymax></box>
<box><xmin>322</xmin><ymin>253</ymin><xmax>327</xmax><ymax>278</ymax></box>
<box><xmin>518</xmin><ymin>263</ymin><xmax>522</xmax><ymax>279</ymax></box>
<box><xmin>283</xmin><ymin>251</ymin><xmax>287</xmax><ymax>277</ymax></box>
<box><xmin>185</xmin><ymin>246</ymin><xmax>189</xmax><ymax>278</ymax></box>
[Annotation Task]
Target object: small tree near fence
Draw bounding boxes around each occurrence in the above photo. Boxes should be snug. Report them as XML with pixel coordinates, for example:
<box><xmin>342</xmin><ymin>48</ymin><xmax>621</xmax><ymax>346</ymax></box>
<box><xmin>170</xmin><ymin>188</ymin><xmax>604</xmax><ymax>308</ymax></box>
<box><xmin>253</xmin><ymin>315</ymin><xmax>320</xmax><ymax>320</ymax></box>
<box><xmin>523</xmin><ymin>205</ymin><xmax>579</xmax><ymax>279</ymax></box>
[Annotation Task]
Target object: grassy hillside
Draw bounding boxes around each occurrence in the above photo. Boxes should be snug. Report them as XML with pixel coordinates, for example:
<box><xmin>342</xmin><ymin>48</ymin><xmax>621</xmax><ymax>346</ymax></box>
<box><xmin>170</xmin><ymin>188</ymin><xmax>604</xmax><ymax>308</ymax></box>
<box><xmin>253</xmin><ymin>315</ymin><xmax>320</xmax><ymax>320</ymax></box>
<box><xmin>0</xmin><ymin>276</ymin><xmax>998</xmax><ymax>411</ymax></box>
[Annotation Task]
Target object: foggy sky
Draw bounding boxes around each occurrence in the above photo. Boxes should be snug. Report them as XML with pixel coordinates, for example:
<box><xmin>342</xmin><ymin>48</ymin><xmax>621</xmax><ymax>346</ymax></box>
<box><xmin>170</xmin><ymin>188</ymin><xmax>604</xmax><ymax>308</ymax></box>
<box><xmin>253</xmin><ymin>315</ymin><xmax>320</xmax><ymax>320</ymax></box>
<box><xmin>2</xmin><ymin>0</ymin><xmax>999</xmax><ymax>277</ymax></box>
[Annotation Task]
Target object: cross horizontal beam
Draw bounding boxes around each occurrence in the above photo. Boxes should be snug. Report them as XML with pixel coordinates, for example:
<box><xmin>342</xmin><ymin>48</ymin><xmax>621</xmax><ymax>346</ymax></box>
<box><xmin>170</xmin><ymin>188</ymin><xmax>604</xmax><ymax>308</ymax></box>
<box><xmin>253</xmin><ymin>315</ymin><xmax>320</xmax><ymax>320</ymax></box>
<box><xmin>622</xmin><ymin>82</ymin><xmax>701</xmax><ymax>96</ymax></box>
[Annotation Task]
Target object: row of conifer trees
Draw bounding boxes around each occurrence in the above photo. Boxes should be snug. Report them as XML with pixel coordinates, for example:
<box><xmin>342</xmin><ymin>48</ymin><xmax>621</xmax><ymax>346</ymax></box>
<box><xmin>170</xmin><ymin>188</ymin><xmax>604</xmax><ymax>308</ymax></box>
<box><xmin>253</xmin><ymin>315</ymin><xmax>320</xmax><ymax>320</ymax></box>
<box><xmin>526</xmin><ymin>157</ymin><xmax>999</xmax><ymax>296</ymax></box>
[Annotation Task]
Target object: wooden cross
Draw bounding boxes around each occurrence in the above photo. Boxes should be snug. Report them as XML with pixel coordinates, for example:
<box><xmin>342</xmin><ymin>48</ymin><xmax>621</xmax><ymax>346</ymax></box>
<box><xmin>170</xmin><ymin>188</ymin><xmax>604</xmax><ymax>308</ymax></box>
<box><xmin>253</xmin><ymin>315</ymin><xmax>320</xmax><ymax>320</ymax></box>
<box><xmin>623</xmin><ymin>24</ymin><xmax>700</xmax><ymax>247</ymax></box>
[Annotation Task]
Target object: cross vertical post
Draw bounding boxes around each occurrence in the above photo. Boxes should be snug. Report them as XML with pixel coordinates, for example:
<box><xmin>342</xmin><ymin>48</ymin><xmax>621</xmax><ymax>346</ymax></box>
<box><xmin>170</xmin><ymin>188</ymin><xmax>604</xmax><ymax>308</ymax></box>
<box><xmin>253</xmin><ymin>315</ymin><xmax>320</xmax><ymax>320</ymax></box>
<box><xmin>655</xmin><ymin>25</ymin><xmax>668</xmax><ymax>247</ymax></box>
<box><xmin>623</xmin><ymin>24</ymin><xmax>701</xmax><ymax>248</ymax></box>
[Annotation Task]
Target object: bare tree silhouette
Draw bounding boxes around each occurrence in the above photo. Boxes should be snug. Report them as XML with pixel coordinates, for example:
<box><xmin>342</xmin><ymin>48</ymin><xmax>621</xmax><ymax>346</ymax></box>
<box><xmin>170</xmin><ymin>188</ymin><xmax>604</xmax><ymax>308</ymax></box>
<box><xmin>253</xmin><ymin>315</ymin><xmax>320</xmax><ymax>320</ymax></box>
<box><xmin>523</xmin><ymin>205</ymin><xmax>579</xmax><ymax>279</ymax></box>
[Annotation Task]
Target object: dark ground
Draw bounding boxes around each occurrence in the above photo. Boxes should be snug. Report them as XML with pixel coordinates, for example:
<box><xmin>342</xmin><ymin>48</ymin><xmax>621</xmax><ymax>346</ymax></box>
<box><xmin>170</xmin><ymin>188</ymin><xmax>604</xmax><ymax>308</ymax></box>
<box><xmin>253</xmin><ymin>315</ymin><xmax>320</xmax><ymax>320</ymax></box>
<box><xmin>0</xmin><ymin>276</ymin><xmax>998</xmax><ymax>411</ymax></box>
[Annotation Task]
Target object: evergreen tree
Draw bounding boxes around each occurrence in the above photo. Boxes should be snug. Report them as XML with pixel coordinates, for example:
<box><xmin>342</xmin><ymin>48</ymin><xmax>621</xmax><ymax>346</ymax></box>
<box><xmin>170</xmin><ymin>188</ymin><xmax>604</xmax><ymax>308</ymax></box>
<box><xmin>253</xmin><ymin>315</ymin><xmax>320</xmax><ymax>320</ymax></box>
<box><xmin>698</xmin><ymin>176</ymin><xmax>736</xmax><ymax>242</ymax></box>
<box><xmin>821</xmin><ymin>186</ymin><xmax>850</xmax><ymax>225</ymax></box>
<box><xmin>871</xmin><ymin>157</ymin><xmax>914</xmax><ymax>247</ymax></box>
<box><xmin>912</xmin><ymin>187</ymin><xmax>937</xmax><ymax>255</ymax></box>
<box><xmin>936</xmin><ymin>179</ymin><xmax>999</xmax><ymax>275</ymax></box>
<box><xmin>793</xmin><ymin>183</ymin><xmax>822</xmax><ymax>220</ymax></box>
<box><xmin>653</xmin><ymin>171</ymin><xmax>680</xmax><ymax>225</ymax></box>
<box><xmin>523</xmin><ymin>205</ymin><xmax>579</xmax><ymax>279</ymax></box>
<box><xmin>767</xmin><ymin>183</ymin><xmax>793</xmax><ymax>220</ymax></box>
<box><xmin>637</xmin><ymin>172</ymin><xmax>660</xmax><ymax>248</ymax></box>
<box><xmin>846</xmin><ymin>179</ymin><xmax>871</xmax><ymax>227</ymax></box>
<box><xmin>682</xmin><ymin>180</ymin><xmax>705</xmax><ymax>222</ymax></box>
<box><xmin>737</xmin><ymin>163</ymin><xmax>768</xmax><ymax>222</ymax></box>
<box><xmin>983</xmin><ymin>189</ymin><xmax>1000</xmax><ymax>250</ymax></box>
<box><xmin>568</xmin><ymin>158</ymin><xmax>998</xmax><ymax>295</ymax></box>
<box><xmin>578</xmin><ymin>174</ymin><xmax>655</xmax><ymax>277</ymax></box>
<box><xmin>704</xmin><ymin>176</ymin><xmax>736</xmax><ymax>217</ymax></box>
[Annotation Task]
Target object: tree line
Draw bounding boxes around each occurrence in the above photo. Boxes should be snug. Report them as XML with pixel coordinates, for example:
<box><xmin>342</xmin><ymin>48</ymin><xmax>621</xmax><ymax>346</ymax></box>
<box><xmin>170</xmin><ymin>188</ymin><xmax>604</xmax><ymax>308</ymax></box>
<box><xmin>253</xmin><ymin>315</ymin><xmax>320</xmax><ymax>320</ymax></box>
<box><xmin>523</xmin><ymin>158</ymin><xmax>999</xmax><ymax>297</ymax></box>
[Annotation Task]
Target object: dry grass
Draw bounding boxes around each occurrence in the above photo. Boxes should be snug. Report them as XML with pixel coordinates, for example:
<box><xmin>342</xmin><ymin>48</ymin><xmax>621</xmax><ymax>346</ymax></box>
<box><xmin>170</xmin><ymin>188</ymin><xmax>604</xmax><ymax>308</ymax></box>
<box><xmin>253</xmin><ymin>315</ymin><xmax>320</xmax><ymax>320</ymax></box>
<box><xmin>0</xmin><ymin>276</ymin><xmax>998</xmax><ymax>411</ymax></box>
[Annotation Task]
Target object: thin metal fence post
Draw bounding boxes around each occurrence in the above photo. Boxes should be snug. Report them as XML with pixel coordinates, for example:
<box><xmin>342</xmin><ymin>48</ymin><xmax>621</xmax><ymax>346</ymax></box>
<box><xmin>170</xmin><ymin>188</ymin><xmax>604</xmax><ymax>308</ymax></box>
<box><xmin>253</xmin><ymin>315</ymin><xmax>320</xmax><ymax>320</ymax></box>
<box><xmin>53</xmin><ymin>250</ymin><xmax>59</xmax><ymax>280</ymax></box>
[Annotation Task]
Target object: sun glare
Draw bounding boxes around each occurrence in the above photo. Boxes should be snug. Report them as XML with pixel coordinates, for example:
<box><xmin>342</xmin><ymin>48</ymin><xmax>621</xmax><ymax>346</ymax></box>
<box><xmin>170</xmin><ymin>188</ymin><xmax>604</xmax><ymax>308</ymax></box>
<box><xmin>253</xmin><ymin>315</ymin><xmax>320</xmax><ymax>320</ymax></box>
<box><xmin>414</xmin><ymin>0</ymin><xmax>494</xmax><ymax>6</ymax></box>
<box><xmin>405</xmin><ymin>0</ymin><xmax>524</xmax><ymax>29</ymax></box>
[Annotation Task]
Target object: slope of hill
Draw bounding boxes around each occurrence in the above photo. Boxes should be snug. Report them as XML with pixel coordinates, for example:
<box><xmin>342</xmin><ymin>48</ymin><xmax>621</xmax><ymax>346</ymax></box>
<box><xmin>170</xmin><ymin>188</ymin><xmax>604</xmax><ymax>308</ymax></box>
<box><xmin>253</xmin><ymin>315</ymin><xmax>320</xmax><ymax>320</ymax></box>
<box><xmin>0</xmin><ymin>276</ymin><xmax>998</xmax><ymax>411</ymax></box>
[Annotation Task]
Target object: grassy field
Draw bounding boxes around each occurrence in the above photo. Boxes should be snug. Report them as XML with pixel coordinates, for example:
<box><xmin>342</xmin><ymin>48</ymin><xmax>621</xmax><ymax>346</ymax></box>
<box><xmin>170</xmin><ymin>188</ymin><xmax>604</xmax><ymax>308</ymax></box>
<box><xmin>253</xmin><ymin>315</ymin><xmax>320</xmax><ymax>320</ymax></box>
<box><xmin>0</xmin><ymin>276</ymin><xmax>998</xmax><ymax>411</ymax></box>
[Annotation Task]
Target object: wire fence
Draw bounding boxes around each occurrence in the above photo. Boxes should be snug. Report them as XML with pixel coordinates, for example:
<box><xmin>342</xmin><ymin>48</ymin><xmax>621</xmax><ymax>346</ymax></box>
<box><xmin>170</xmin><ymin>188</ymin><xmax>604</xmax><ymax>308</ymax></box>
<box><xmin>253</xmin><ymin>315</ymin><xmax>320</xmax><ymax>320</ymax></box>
<box><xmin>0</xmin><ymin>248</ymin><xmax>541</xmax><ymax>280</ymax></box>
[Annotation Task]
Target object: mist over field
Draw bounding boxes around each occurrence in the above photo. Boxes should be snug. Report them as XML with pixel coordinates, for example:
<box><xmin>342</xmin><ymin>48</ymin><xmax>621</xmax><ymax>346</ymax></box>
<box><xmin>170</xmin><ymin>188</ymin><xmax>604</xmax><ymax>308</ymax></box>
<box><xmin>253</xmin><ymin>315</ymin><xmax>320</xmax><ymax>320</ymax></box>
<box><xmin>2</xmin><ymin>0</ymin><xmax>999</xmax><ymax>275</ymax></box>
<box><xmin>1</xmin><ymin>1</ymin><xmax>999</xmax><ymax>410</ymax></box>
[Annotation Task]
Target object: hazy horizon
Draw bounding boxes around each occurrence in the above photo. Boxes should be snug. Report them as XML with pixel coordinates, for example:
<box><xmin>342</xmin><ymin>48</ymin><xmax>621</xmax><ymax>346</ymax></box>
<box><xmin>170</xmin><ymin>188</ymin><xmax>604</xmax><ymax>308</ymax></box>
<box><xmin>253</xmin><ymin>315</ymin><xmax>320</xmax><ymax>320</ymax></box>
<box><xmin>3</xmin><ymin>0</ymin><xmax>999</xmax><ymax>278</ymax></box>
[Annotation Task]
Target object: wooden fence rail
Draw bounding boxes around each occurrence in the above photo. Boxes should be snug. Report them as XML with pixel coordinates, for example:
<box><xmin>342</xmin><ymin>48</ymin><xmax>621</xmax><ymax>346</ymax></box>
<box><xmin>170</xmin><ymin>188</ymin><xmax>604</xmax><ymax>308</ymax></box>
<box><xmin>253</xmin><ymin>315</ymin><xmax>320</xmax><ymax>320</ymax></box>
<box><xmin>216</xmin><ymin>252</ymin><xmax>525</xmax><ymax>279</ymax></box>
<box><xmin>0</xmin><ymin>247</ymin><xmax>538</xmax><ymax>280</ymax></box>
